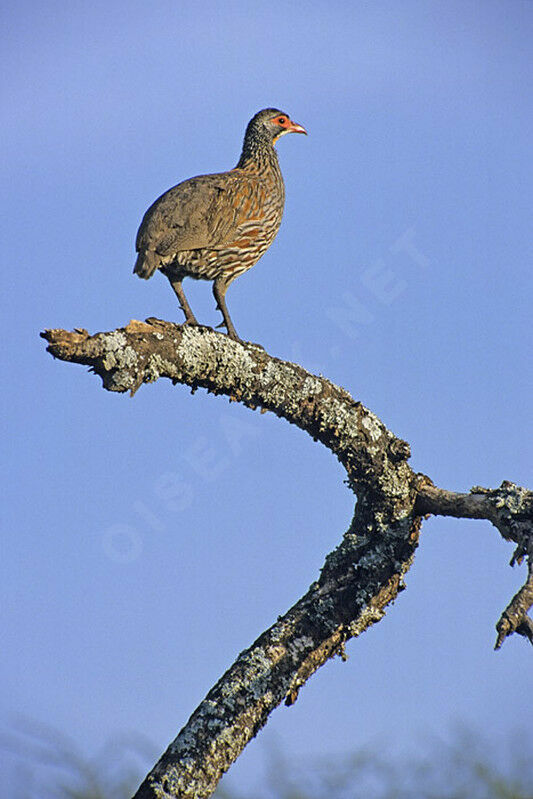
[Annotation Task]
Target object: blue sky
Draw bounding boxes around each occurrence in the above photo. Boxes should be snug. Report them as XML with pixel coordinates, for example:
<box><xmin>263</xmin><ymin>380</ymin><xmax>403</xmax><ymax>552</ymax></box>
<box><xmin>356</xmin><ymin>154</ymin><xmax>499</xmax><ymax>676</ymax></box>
<box><xmin>2</xmin><ymin>0</ymin><xmax>532</xmax><ymax>794</ymax></box>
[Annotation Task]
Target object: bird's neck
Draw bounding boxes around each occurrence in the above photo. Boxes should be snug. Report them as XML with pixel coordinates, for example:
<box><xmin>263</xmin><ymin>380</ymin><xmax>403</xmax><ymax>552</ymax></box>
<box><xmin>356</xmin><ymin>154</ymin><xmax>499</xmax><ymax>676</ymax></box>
<box><xmin>236</xmin><ymin>133</ymin><xmax>281</xmax><ymax>177</ymax></box>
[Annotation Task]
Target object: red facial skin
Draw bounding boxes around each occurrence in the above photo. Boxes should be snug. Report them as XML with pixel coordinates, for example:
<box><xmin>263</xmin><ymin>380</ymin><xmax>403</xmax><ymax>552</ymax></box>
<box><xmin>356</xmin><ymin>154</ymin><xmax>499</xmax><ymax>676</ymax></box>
<box><xmin>271</xmin><ymin>115</ymin><xmax>308</xmax><ymax>136</ymax></box>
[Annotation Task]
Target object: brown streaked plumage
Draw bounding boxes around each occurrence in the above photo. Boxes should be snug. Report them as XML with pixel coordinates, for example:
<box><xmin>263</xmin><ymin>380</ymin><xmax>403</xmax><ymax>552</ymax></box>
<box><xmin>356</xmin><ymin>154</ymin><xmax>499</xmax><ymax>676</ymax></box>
<box><xmin>134</xmin><ymin>108</ymin><xmax>306</xmax><ymax>341</ymax></box>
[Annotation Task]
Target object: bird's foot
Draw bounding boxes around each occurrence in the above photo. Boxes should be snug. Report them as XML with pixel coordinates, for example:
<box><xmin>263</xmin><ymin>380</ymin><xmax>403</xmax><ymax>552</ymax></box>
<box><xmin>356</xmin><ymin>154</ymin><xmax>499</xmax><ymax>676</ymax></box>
<box><xmin>214</xmin><ymin>320</ymin><xmax>243</xmax><ymax>343</ymax></box>
<box><xmin>182</xmin><ymin>320</ymin><xmax>215</xmax><ymax>333</ymax></box>
<box><xmin>145</xmin><ymin>316</ymin><xmax>167</xmax><ymax>324</ymax></box>
<box><xmin>216</xmin><ymin>322</ymin><xmax>264</xmax><ymax>348</ymax></box>
<box><xmin>145</xmin><ymin>317</ymin><xmax>174</xmax><ymax>328</ymax></box>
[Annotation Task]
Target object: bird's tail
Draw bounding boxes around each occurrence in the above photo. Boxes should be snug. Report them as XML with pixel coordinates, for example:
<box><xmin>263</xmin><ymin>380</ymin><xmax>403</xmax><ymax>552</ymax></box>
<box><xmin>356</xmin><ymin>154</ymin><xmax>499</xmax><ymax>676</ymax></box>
<box><xmin>133</xmin><ymin>249</ymin><xmax>159</xmax><ymax>279</ymax></box>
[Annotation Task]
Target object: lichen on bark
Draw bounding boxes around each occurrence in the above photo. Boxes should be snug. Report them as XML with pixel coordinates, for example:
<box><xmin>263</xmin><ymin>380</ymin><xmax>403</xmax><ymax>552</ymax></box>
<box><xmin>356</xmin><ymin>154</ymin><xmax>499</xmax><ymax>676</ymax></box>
<box><xmin>40</xmin><ymin>319</ymin><xmax>532</xmax><ymax>799</ymax></box>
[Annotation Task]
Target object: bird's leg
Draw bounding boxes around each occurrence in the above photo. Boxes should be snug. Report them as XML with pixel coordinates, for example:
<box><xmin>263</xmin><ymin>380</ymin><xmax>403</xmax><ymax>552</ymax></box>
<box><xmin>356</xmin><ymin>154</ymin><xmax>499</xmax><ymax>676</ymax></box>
<box><xmin>166</xmin><ymin>276</ymin><xmax>199</xmax><ymax>326</ymax></box>
<box><xmin>213</xmin><ymin>278</ymin><xmax>240</xmax><ymax>342</ymax></box>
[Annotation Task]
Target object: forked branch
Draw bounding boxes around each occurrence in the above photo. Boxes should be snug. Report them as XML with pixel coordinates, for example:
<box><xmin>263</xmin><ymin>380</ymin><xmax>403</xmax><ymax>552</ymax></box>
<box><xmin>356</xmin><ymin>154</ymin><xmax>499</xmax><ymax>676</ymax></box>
<box><xmin>41</xmin><ymin>319</ymin><xmax>532</xmax><ymax>799</ymax></box>
<box><xmin>416</xmin><ymin>482</ymin><xmax>533</xmax><ymax>649</ymax></box>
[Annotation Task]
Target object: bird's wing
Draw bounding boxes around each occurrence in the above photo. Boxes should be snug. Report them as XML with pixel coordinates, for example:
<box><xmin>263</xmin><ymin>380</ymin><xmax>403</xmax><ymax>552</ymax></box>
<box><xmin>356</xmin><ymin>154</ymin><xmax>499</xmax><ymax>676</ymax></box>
<box><xmin>135</xmin><ymin>171</ymin><xmax>260</xmax><ymax>256</ymax></box>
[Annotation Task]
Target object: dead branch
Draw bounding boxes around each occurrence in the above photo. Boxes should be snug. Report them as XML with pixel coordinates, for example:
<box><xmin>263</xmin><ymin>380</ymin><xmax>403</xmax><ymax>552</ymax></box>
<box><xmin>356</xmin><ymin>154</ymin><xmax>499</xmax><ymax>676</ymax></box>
<box><xmin>41</xmin><ymin>319</ymin><xmax>532</xmax><ymax>799</ymax></box>
<box><xmin>417</xmin><ymin>483</ymin><xmax>533</xmax><ymax>648</ymax></box>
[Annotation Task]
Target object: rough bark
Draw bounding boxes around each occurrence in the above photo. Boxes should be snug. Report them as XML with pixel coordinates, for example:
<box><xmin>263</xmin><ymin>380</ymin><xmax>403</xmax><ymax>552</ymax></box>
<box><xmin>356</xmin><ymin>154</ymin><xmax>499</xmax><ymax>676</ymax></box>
<box><xmin>40</xmin><ymin>319</ymin><xmax>533</xmax><ymax>799</ymax></box>
<box><xmin>416</xmin><ymin>483</ymin><xmax>533</xmax><ymax>649</ymax></box>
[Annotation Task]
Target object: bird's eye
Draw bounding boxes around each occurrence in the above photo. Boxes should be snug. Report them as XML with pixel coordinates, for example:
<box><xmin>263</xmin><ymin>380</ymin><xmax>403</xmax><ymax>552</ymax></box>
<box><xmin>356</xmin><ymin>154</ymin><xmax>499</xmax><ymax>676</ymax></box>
<box><xmin>277</xmin><ymin>117</ymin><xmax>287</xmax><ymax>125</ymax></box>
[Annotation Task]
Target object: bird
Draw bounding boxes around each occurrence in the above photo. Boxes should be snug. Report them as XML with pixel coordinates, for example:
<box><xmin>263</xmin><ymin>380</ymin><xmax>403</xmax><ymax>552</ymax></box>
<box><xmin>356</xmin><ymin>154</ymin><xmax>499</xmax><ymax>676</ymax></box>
<box><xmin>133</xmin><ymin>108</ymin><xmax>307</xmax><ymax>341</ymax></box>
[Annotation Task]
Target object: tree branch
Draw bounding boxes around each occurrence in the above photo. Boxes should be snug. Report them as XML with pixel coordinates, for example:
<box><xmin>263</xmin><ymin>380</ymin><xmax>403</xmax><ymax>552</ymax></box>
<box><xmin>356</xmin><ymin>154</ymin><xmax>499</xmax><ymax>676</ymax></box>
<box><xmin>40</xmin><ymin>320</ymin><xmax>532</xmax><ymax>798</ymax></box>
<box><xmin>40</xmin><ymin>319</ymin><xmax>412</xmax><ymax>489</ymax></box>
<box><xmin>416</xmin><ymin>482</ymin><xmax>533</xmax><ymax>649</ymax></box>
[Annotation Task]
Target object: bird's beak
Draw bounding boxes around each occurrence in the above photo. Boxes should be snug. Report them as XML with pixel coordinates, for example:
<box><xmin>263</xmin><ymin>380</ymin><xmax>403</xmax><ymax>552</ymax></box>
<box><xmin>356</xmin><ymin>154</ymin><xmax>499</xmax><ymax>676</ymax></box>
<box><xmin>287</xmin><ymin>119</ymin><xmax>307</xmax><ymax>135</ymax></box>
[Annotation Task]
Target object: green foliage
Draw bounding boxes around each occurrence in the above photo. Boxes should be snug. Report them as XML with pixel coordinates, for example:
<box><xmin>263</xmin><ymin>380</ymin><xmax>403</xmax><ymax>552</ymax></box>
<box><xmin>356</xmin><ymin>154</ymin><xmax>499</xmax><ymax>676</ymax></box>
<box><xmin>0</xmin><ymin>718</ymin><xmax>156</xmax><ymax>799</ymax></box>
<box><xmin>2</xmin><ymin>720</ymin><xmax>531</xmax><ymax>799</ymax></box>
<box><xmin>216</xmin><ymin>730</ymin><xmax>533</xmax><ymax>799</ymax></box>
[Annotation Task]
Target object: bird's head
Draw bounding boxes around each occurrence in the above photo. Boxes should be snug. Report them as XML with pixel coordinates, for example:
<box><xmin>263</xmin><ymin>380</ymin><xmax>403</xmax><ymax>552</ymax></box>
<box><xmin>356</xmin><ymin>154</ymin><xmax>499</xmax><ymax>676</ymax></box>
<box><xmin>247</xmin><ymin>108</ymin><xmax>307</xmax><ymax>146</ymax></box>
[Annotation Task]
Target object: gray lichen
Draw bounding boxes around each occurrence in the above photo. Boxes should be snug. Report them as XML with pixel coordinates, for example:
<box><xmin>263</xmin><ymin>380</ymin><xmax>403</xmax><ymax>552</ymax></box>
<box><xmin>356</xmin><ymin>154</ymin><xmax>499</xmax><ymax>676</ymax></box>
<box><xmin>40</xmin><ymin>320</ymin><xmax>529</xmax><ymax>799</ymax></box>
